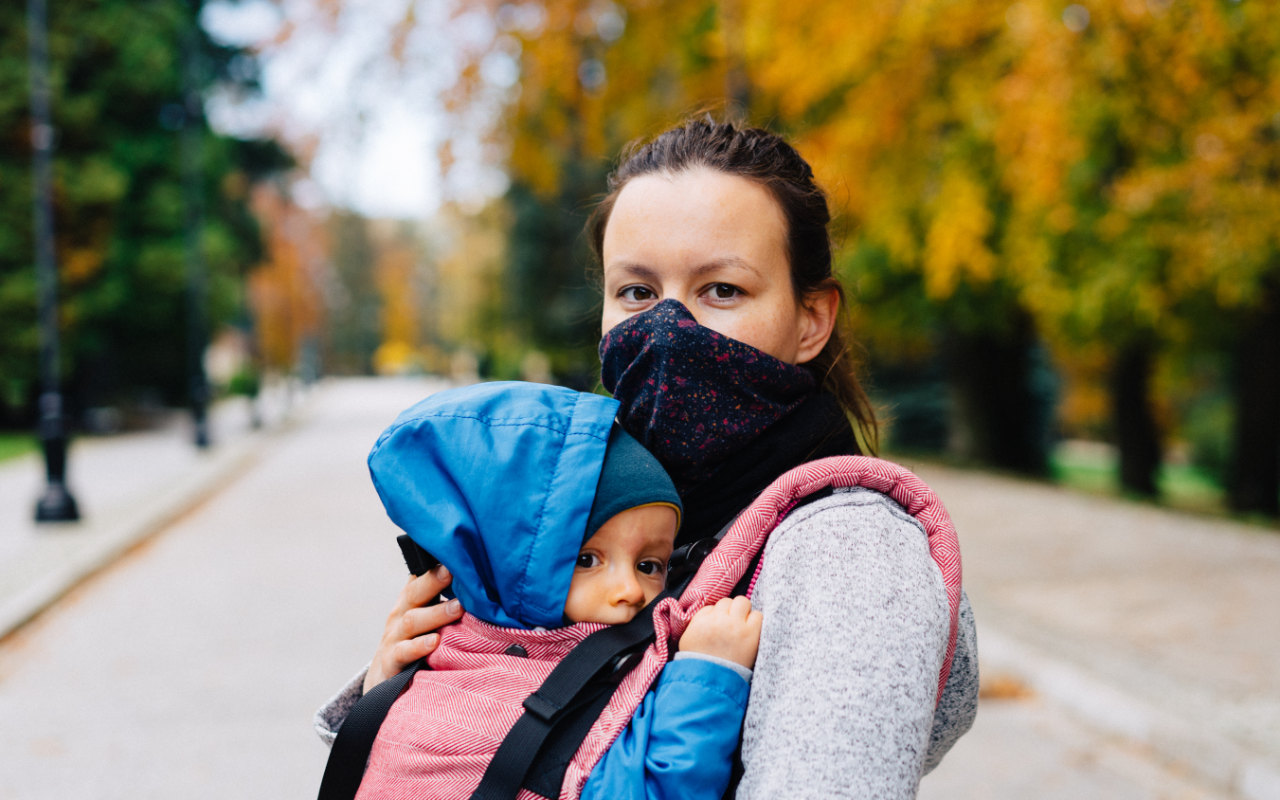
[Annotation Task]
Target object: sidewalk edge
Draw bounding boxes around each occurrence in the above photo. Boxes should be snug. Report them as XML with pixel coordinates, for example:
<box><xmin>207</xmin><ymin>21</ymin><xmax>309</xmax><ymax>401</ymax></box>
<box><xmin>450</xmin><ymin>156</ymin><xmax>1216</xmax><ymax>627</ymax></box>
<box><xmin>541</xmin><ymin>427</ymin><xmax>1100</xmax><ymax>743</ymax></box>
<box><xmin>980</xmin><ymin>625</ymin><xmax>1280</xmax><ymax>800</ymax></box>
<box><xmin>0</xmin><ymin>432</ymin><xmax>264</xmax><ymax>641</ymax></box>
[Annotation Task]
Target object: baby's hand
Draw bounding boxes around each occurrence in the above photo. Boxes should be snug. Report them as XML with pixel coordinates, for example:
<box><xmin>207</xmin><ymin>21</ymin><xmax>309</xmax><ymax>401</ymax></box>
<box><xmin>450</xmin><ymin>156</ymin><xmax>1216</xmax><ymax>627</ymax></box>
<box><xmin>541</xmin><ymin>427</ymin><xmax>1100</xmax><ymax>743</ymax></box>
<box><xmin>677</xmin><ymin>596</ymin><xmax>763</xmax><ymax>669</ymax></box>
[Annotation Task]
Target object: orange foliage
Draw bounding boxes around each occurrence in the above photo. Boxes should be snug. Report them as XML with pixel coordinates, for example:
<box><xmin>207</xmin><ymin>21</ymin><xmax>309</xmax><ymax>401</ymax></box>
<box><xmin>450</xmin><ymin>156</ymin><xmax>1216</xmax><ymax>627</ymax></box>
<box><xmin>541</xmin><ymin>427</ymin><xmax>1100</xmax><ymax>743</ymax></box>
<box><xmin>370</xmin><ymin>224</ymin><xmax>424</xmax><ymax>373</ymax></box>
<box><xmin>247</xmin><ymin>185</ymin><xmax>327</xmax><ymax>371</ymax></box>
<box><xmin>431</xmin><ymin>0</ymin><xmax>1278</xmax><ymax>332</ymax></box>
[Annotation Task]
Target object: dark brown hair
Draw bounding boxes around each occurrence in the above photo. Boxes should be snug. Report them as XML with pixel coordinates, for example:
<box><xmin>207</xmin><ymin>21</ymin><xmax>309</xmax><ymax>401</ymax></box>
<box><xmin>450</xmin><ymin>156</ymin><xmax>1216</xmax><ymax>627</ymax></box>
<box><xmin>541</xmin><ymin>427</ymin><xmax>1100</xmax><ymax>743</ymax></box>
<box><xmin>587</xmin><ymin>117</ymin><xmax>878</xmax><ymax>454</ymax></box>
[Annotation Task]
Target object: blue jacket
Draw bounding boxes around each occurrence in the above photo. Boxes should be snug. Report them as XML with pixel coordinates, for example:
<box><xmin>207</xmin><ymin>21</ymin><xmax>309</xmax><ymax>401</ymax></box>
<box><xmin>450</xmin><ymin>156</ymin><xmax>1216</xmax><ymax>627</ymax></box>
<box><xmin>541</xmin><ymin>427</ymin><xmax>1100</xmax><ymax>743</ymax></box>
<box><xmin>369</xmin><ymin>382</ymin><xmax>748</xmax><ymax>798</ymax></box>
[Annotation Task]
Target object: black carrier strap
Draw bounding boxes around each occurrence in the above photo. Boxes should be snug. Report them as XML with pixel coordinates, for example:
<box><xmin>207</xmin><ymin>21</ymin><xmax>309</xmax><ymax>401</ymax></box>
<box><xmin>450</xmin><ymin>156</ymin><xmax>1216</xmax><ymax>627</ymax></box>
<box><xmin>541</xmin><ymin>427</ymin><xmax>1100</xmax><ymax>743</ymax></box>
<box><xmin>316</xmin><ymin>536</ymin><xmax>441</xmax><ymax>800</ymax></box>
<box><xmin>317</xmin><ymin>657</ymin><xmax>426</xmax><ymax>800</ymax></box>
<box><xmin>320</xmin><ymin>487</ymin><xmax>839</xmax><ymax>800</ymax></box>
<box><xmin>507</xmin><ymin>551</ymin><xmax>714</xmax><ymax>798</ymax></box>
<box><xmin>484</xmin><ymin>518</ymin><xmax>743</xmax><ymax>799</ymax></box>
<box><xmin>469</xmin><ymin>593</ymin><xmax>672</xmax><ymax>799</ymax></box>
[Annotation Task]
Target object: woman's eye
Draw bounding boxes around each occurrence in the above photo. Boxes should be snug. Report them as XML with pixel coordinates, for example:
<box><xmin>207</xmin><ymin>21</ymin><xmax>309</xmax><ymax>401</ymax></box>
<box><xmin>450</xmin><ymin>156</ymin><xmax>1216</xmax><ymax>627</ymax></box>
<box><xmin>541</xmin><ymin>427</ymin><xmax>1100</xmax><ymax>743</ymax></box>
<box><xmin>618</xmin><ymin>285</ymin><xmax>656</xmax><ymax>303</ymax></box>
<box><xmin>707</xmin><ymin>283</ymin><xmax>742</xmax><ymax>300</ymax></box>
<box><xmin>636</xmin><ymin>560</ymin><xmax>666</xmax><ymax>576</ymax></box>
<box><xmin>576</xmin><ymin>553</ymin><xmax>600</xmax><ymax>569</ymax></box>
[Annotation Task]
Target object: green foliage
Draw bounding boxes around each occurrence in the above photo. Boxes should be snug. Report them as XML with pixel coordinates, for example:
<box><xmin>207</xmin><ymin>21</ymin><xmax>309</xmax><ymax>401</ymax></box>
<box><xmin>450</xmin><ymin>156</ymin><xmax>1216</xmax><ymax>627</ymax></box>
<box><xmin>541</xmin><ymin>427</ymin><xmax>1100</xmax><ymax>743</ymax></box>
<box><xmin>1050</xmin><ymin>441</ymin><xmax>1225</xmax><ymax>515</ymax></box>
<box><xmin>226</xmin><ymin>365</ymin><xmax>259</xmax><ymax>398</ymax></box>
<box><xmin>501</xmin><ymin>179</ymin><xmax>603</xmax><ymax>386</ymax></box>
<box><xmin>1183</xmin><ymin>392</ymin><xmax>1232</xmax><ymax>483</ymax></box>
<box><xmin>0</xmin><ymin>0</ymin><xmax>283</xmax><ymax>421</ymax></box>
<box><xmin>325</xmin><ymin>211</ymin><xmax>381</xmax><ymax>375</ymax></box>
<box><xmin>0</xmin><ymin>432</ymin><xmax>38</xmax><ymax>463</ymax></box>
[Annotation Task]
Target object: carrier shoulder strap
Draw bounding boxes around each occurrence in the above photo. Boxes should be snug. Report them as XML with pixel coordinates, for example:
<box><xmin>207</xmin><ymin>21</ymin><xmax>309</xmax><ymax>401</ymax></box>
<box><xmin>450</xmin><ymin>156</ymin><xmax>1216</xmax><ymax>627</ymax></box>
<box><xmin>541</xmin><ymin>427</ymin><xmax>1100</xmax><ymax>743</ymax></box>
<box><xmin>316</xmin><ymin>535</ymin><xmax>439</xmax><ymax>800</ymax></box>
<box><xmin>497</xmin><ymin>488</ymin><xmax>836</xmax><ymax>799</ymax></box>
<box><xmin>317</xmin><ymin>657</ymin><xmax>426</xmax><ymax>800</ymax></box>
<box><xmin>468</xmin><ymin>591</ymin><xmax>673</xmax><ymax>800</ymax></box>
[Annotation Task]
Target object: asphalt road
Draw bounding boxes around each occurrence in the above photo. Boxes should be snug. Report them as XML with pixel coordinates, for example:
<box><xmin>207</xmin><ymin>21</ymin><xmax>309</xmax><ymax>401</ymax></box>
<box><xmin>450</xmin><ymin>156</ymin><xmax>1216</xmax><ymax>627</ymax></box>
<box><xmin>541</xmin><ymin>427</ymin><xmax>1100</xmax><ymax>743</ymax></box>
<box><xmin>0</xmin><ymin>377</ymin><xmax>1236</xmax><ymax>799</ymax></box>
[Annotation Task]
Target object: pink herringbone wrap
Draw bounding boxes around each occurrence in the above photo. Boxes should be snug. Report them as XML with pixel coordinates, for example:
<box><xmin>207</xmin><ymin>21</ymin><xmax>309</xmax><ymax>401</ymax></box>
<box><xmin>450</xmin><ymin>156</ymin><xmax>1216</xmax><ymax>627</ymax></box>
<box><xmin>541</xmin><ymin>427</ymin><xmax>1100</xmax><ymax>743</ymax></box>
<box><xmin>356</xmin><ymin>614</ymin><xmax>610</xmax><ymax>800</ymax></box>
<box><xmin>559</xmin><ymin>456</ymin><xmax>962</xmax><ymax>799</ymax></box>
<box><xmin>357</xmin><ymin>456</ymin><xmax>961</xmax><ymax>800</ymax></box>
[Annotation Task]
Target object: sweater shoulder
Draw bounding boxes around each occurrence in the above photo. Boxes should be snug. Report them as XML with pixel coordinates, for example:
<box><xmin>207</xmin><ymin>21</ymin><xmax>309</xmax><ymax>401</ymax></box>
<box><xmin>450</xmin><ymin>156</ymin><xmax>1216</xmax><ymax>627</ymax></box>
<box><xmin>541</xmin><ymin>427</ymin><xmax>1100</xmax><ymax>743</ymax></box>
<box><xmin>773</xmin><ymin>485</ymin><xmax>927</xmax><ymax>543</ymax></box>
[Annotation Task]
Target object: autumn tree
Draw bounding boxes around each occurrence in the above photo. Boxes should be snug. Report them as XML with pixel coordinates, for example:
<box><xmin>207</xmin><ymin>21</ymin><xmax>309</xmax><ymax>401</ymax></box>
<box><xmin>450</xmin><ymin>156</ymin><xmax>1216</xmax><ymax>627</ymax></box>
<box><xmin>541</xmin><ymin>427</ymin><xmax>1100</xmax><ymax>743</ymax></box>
<box><xmin>422</xmin><ymin>0</ymin><xmax>1279</xmax><ymax>507</ymax></box>
<box><xmin>985</xmin><ymin>0</ymin><xmax>1280</xmax><ymax>510</ymax></box>
<box><xmin>431</xmin><ymin>0</ymin><xmax>740</xmax><ymax>383</ymax></box>
<box><xmin>0</xmin><ymin>0</ymin><xmax>284</xmax><ymax>425</ymax></box>
<box><xmin>248</xmin><ymin>182</ymin><xmax>325</xmax><ymax>376</ymax></box>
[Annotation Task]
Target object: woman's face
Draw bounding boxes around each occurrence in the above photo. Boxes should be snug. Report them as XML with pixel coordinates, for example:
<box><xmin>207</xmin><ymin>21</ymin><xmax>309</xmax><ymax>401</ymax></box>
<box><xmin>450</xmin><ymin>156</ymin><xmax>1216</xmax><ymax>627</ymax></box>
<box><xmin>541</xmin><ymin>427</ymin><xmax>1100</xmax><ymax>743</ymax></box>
<box><xmin>600</xmin><ymin>167</ymin><xmax>836</xmax><ymax>365</ymax></box>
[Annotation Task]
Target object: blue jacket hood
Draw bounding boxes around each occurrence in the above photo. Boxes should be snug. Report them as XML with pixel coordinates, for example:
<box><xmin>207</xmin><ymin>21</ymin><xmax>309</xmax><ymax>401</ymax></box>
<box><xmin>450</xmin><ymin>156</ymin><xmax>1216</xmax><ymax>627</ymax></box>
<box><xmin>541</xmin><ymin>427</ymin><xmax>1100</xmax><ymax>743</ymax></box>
<box><xmin>368</xmin><ymin>381</ymin><xmax>620</xmax><ymax>629</ymax></box>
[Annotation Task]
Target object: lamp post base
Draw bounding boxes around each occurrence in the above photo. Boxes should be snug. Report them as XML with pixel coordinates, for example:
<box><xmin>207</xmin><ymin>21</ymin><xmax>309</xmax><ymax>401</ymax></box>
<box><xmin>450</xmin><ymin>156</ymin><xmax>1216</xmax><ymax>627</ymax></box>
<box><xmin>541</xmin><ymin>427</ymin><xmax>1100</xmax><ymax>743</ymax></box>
<box><xmin>35</xmin><ymin>480</ymin><xmax>79</xmax><ymax>522</ymax></box>
<box><xmin>35</xmin><ymin>414</ymin><xmax>80</xmax><ymax>524</ymax></box>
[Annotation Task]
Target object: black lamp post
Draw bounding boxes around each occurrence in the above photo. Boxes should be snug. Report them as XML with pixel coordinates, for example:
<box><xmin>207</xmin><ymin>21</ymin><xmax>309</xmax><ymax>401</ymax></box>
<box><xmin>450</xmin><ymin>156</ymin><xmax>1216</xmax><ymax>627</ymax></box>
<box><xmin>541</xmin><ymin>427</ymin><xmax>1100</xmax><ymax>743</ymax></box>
<box><xmin>29</xmin><ymin>0</ymin><xmax>80</xmax><ymax>523</ymax></box>
<box><xmin>182</xmin><ymin>1</ymin><xmax>209</xmax><ymax>449</ymax></box>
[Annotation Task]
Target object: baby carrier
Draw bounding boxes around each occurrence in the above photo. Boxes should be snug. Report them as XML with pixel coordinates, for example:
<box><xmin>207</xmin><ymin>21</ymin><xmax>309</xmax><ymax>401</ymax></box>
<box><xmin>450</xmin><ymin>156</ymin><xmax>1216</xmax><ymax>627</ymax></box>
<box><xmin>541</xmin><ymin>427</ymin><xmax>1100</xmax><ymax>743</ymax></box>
<box><xmin>318</xmin><ymin>386</ymin><xmax>963</xmax><ymax>800</ymax></box>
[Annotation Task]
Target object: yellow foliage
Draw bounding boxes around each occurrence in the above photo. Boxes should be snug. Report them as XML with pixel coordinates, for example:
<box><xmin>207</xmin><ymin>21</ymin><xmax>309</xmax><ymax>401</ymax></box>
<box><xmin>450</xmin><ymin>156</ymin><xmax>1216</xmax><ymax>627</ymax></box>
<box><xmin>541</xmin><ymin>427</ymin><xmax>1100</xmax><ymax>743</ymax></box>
<box><xmin>373</xmin><ymin>340</ymin><xmax>418</xmax><ymax>376</ymax></box>
<box><xmin>923</xmin><ymin>168</ymin><xmax>996</xmax><ymax>298</ymax></box>
<box><xmin>373</xmin><ymin>232</ymin><xmax>421</xmax><ymax>350</ymax></box>
<box><xmin>62</xmin><ymin>247</ymin><xmax>104</xmax><ymax>286</ymax></box>
<box><xmin>417</xmin><ymin>0</ymin><xmax>1280</xmax><ymax>354</ymax></box>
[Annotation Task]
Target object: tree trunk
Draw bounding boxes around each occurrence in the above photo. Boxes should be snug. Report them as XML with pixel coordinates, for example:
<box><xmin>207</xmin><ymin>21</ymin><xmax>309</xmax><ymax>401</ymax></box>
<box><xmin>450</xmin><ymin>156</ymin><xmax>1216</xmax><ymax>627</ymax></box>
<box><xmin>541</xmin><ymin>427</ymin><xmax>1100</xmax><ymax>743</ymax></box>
<box><xmin>946</xmin><ymin>312</ymin><xmax>1051</xmax><ymax>477</ymax></box>
<box><xmin>1227</xmin><ymin>284</ymin><xmax>1280</xmax><ymax>517</ymax></box>
<box><xmin>1109</xmin><ymin>340</ymin><xmax>1162</xmax><ymax>498</ymax></box>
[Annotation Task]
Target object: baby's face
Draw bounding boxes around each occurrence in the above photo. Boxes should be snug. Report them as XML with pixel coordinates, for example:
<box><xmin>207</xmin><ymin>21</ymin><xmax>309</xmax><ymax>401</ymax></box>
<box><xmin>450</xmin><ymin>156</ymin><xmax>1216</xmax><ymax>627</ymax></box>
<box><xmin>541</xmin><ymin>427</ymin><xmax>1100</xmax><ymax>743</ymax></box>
<box><xmin>563</xmin><ymin>504</ymin><xmax>678</xmax><ymax>625</ymax></box>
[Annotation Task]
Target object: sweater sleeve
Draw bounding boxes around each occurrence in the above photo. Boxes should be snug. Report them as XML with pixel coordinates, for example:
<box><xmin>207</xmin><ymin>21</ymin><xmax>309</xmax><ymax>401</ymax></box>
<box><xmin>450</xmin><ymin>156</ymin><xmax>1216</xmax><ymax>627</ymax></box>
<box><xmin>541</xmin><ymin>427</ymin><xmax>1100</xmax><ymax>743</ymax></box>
<box><xmin>925</xmin><ymin>589</ymin><xmax>978</xmax><ymax>772</ymax></box>
<box><xmin>314</xmin><ymin>666</ymin><xmax>368</xmax><ymax>747</ymax></box>
<box><xmin>735</xmin><ymin>487</ymin><xmax>959</xmax><ymax>799</ymax></box>
<box><xmin>581</xmin><ymin>657</ymin><xmax>751</xmax><ymax>800</ymax></box>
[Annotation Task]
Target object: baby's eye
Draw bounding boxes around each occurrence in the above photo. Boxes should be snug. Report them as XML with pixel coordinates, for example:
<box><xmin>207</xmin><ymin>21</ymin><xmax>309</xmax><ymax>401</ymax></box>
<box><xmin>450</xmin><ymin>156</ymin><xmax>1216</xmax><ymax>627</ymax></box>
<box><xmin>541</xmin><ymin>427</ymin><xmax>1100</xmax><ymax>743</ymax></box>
<box><xmin>618</xmin><ymin>285</ymin><xmax>657</xmax><ymax>303</ymax></box>
<box><xmin>636</xmin><ymin>560</ymin><xmax>666</xmax><ymax>576</ymax></box>
<box><xmin>576</xmin><ymin>553</ymin><xmax>600</xmax><ymax>569</ymax></box>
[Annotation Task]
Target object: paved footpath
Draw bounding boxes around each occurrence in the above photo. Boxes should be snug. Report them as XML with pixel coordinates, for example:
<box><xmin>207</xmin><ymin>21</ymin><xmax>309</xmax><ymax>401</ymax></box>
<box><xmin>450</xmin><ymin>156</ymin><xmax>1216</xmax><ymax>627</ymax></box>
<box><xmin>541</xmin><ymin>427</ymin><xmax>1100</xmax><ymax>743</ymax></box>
<box><xmin>0</xmin><ymin>377</ymin><xmax>447</xmax><ymax>799</ymax></box>
<box><xmin>913</xmin><ymin>459</ymin><xmax>1280</xmax><ymax>800</ymax></box>
<box><xmin>0</xmin><ymin>377</ymin><xmax>1276</xmax><ymax>799</ymax></box>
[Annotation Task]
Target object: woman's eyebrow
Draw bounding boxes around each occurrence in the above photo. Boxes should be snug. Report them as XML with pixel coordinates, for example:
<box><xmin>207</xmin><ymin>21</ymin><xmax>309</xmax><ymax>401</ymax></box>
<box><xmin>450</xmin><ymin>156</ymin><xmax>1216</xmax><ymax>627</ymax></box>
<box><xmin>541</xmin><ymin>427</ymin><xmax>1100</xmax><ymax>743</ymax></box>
<box><xmin>691</xmin><ymin>256</ymin><xmax>759</xmax><ymax>278</ymax></box>
<box><xmin>604</xmin><ymin>262</ymin><xmax>659</xmax><ymax>282</ymax></box>
<box><xmin>605</xmin><ymin>256</ymin><xmax>760</xmax><ymax>282</ymax></box>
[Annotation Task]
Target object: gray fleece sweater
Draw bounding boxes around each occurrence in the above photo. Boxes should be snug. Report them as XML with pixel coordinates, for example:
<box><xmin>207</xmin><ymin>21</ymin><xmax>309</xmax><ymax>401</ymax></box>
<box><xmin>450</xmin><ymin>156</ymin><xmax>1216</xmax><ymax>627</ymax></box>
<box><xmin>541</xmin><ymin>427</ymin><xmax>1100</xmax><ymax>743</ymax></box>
<box><xmin>316</xmin><ymin>486</ymin><xmax>978</xmax><ymax>798</ymax></box>
<box><xmin>736</xmin><ymin>486</ymin><xmax>977</xmax><ymax>798</ymax></box>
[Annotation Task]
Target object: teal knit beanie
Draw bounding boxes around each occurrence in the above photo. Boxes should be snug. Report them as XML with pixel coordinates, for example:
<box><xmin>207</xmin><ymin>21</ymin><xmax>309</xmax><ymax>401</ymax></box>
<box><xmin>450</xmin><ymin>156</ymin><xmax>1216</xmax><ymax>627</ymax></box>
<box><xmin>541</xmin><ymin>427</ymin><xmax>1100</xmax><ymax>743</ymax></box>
<box><xmin>585</xmin><ymin>425</ymin><xmax>682</xmax><ymax>541</ymax></box>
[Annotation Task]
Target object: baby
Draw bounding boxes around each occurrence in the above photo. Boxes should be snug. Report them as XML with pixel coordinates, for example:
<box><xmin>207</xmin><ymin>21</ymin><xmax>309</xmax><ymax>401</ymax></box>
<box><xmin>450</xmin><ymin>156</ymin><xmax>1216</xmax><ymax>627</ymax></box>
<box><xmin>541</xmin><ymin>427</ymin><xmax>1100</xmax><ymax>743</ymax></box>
<box><xmin>352</xmin><ymin>381</ymin><xmax>761</xmax><ymax>799</ymax></box>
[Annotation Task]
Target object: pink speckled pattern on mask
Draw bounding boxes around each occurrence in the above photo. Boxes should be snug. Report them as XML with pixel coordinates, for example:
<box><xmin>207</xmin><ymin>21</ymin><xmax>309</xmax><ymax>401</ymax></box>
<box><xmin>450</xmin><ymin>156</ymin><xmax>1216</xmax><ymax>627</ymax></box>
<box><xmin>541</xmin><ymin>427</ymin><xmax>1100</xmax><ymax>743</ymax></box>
<box><xmin>599</xmin><ymin>300</ymin><xmax>816</xmax><ymax>486</ymax></box>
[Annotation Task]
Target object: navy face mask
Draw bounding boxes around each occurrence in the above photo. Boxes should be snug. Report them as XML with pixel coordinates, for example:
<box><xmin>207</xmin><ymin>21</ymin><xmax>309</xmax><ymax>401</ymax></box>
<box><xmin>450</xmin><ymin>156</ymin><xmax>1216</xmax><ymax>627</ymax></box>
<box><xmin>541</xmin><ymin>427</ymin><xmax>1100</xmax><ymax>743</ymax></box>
<box><xmin>599</xmin><ymin>299</ymin><xmax>817</xmax><ymax>485</ymax></box>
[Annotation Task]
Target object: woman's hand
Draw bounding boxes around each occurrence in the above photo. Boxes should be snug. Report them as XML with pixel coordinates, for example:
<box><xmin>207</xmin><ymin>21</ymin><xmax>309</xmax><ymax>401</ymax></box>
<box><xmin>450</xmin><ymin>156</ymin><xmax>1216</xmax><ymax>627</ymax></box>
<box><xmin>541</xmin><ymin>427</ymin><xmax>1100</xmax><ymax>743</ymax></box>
<box><xmin>363</xmin><ymin>566</ymin><xmax>465</xmax><ymax>694</ymax></box>
<box><xmin>677</xmin><ymin>596</ymin><xmax>763</xmax><ymax>669</ymax></box>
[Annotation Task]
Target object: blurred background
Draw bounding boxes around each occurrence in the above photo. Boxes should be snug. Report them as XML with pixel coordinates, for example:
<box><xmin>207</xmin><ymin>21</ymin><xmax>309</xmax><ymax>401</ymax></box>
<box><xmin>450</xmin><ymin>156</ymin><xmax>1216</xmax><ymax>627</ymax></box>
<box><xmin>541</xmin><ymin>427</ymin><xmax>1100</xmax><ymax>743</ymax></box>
<box><xmin>4</xmin><ymin>0</ymin><xmax>1278</xmax><ymax>517</ymax></box>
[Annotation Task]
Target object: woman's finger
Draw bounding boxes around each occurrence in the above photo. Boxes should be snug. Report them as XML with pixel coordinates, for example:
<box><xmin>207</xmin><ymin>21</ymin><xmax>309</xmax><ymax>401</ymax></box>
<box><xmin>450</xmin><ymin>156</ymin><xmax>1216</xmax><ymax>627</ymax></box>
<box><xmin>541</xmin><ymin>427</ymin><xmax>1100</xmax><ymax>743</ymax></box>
<box><xmin>398</xmin><ymin>599</ymin><xmax>463</xmax><ymax>640</ymax></box>
<box><xmin>391</xmin><ymin>566</ymin><xmax>453</xmax><ymax>617</ymax></box>
<box><xmin>366</xmin><ymin>576</ymin><xmax>462</xmax><ymax>694</ymax></box>
<box><xmin>393</xmin><ymin>632</ymin><xmax>441</xmax><ymax>665</ymax></box>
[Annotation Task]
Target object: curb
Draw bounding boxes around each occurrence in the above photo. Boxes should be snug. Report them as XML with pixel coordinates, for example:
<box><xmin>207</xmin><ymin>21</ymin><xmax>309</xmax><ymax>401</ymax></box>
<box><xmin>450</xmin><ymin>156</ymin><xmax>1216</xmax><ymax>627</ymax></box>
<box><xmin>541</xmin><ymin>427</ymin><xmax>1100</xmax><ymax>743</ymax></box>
<box><xmin>0</xmin><ymin>408</ymin><xmax>294</xmax><ymax>642</ymax></box>
<box><xmin>979</xmin><ymin>626</ymin><xmax>1280</xmax><ymax>800</ymax></box>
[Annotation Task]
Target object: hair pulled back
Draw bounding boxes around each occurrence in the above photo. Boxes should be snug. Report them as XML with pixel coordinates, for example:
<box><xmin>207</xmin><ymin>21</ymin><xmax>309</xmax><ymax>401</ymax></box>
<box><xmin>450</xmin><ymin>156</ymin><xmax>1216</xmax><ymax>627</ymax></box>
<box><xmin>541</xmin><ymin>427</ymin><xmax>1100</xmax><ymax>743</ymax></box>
<box><xmin>588</xmin><ymin>117</ymin><xmax>878</xmax><ymax>454</ymax></box>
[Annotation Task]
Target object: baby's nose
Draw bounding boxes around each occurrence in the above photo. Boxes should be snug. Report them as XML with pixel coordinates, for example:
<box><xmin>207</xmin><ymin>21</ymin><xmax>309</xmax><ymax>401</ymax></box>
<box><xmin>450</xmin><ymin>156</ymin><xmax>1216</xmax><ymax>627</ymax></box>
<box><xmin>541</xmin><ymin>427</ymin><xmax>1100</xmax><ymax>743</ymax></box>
<box><xmin>610</xmin><ymin>571</ymin><xmax>646</xmax><ymax>605</ymax></box>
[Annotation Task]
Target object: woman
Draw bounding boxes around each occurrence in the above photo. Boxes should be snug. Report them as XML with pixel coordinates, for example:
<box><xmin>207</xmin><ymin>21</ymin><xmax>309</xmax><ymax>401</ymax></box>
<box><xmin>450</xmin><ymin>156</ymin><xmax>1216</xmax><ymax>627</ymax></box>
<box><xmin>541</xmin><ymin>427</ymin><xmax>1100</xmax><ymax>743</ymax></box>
<box><xmin>319</xmin><ymin>119</ymin><xmax>978</xmax><ymax>798</ymax></box>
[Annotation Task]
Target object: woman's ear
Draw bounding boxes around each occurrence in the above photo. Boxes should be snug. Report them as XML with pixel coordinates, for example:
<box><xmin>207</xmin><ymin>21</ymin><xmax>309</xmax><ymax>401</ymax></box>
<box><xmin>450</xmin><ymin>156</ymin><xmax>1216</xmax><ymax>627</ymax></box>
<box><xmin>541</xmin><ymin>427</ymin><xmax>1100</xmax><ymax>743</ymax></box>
<box><xmin>796</xmin><ymin>286</ymin><xmax>839</xmax><ymax>364</ymax></box>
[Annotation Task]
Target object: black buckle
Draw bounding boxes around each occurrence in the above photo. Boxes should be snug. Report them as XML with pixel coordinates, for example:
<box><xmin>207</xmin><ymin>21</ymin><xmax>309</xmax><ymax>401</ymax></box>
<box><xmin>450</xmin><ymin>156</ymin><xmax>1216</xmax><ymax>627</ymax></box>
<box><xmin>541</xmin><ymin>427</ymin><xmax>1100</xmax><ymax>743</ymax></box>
<box><xmin>666</xmin><ymin>536</ymin><xmax>717</xmax><ymax>589</ymax></box>
<box><xmin>522</xmin><ymin>692</ymin><xmax>561</xmax><ymax>723</ymax></box>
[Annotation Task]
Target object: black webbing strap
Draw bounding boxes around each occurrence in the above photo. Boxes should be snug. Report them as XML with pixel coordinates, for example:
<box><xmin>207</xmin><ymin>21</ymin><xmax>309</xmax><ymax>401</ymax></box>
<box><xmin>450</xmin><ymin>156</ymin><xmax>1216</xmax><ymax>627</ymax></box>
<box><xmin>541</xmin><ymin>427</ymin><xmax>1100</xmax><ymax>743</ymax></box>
<box><xmin>499</xmin><ymin>520</ymin><xmax>741</xmax><ymax>798</ymax></box>
<box><xmin>511</xmin><ymin>540</ymin><xmax>719</xmax><ymax>797</ymax></box>
<box><xmin>317</xmin><ymin>657</ymin><xmax>426</xmax><ymax>800</ymax></box>
<box><xmin>520</xmin><ymin>676</ymin><xmax>619</xmax><ymax>798</ymax></box>
<box><xmin>316</xmin><ymin>536</ymin><xmax>445</xmax><ymax>799</ymax></box>
<box><xmin>467</xmin><ymin>592</ymin><xmax>673</xmax><ymax>800</ymax></box>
